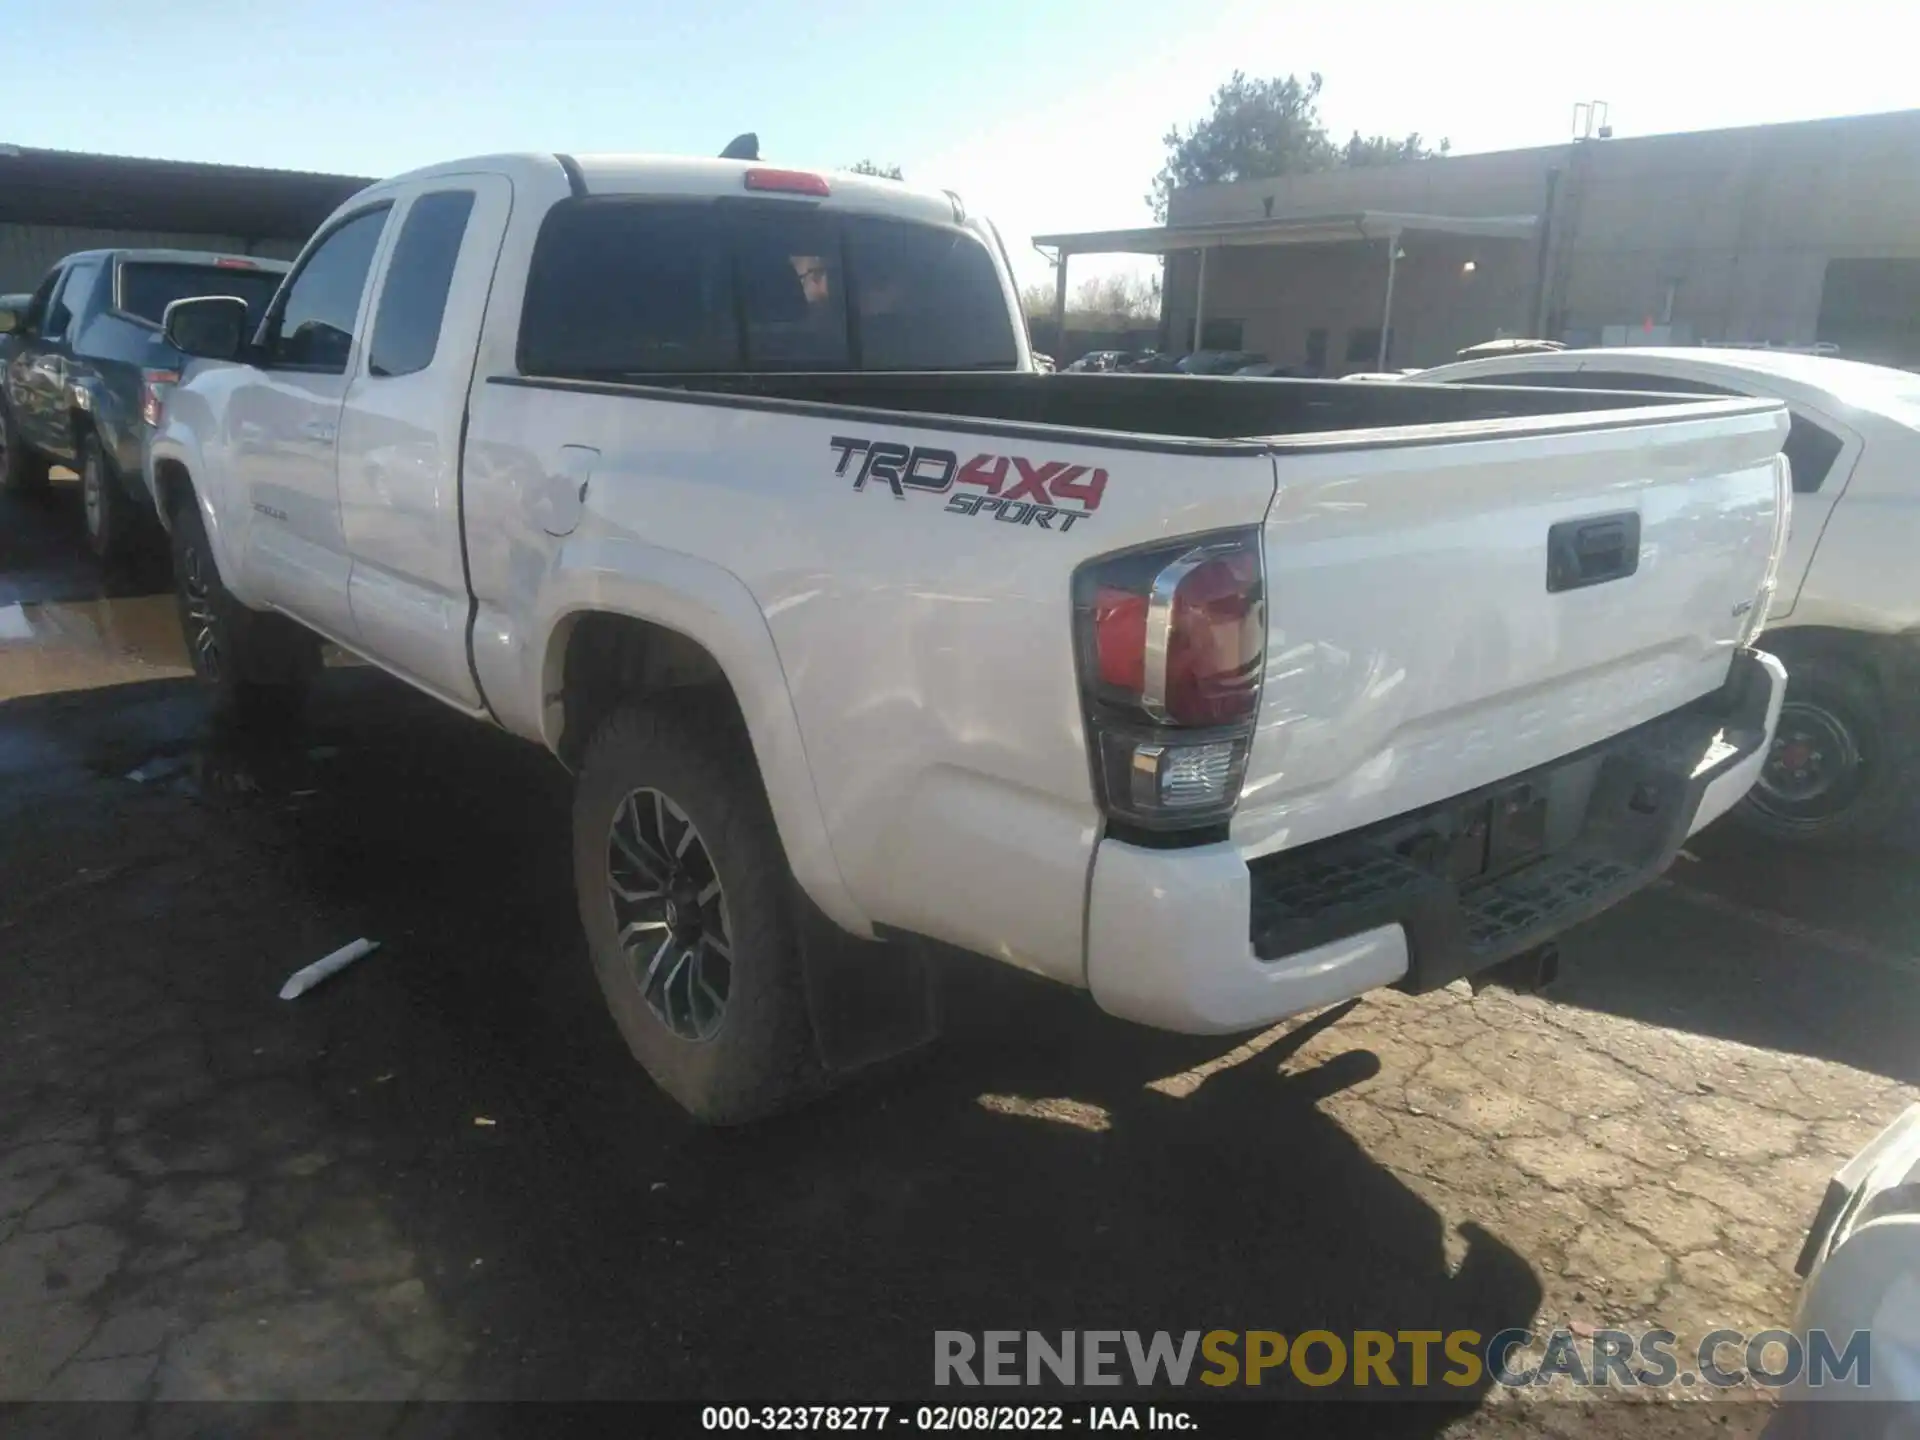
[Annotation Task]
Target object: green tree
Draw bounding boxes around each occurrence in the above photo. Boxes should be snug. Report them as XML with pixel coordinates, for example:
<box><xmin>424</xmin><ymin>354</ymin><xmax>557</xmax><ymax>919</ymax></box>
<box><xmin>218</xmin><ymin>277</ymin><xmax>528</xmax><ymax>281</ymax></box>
<box><xmin>847</xmin><ymin>160</ymin><xmax>905</xmax><ymax>180</ymax></box>
<box><xmin>1343</xmin><ymin>131</ymin><xmax>1451</xmax><ymax>166</ymax></box>
<box><xmin>1148</xmin><ymin>71</ymin><xmax>1446</xmax><ymax>219</ymax></box>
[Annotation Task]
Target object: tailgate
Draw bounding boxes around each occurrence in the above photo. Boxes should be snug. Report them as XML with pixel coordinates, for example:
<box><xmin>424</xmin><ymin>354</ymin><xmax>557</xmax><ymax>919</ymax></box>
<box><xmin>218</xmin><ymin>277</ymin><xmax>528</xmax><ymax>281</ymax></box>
<box><xmin>1234</xmin><ymin>399</ymin><xmax>1788</xmax><ymax>859</ymax></box>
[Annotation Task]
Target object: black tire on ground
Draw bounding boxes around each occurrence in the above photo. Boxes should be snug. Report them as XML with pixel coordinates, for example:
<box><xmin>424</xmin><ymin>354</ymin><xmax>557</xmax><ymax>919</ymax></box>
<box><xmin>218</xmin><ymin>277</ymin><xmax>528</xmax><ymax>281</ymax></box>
<box><xmin>1733</xmin><ymin>650</ymin><xmax>1917</xmax><ymax>846</ymax></box>
<box><xmin>571</xmin><ymin>701</ymin><xmax>819</xmax><ymax>1124</ymax></box>
<box><xmin>0</xmin><ymin>406</ymin><xmax>50</xmax><ymax>495</ymax></box>
<box><xmin>168</xmin><ymin>493</ymin><xmax>320</xmax><ymax>725</ymax></box>
<box><xmin>79</xmin><ymin>431</ymin><xmax>141</xmax><ymax>564</ymax></box>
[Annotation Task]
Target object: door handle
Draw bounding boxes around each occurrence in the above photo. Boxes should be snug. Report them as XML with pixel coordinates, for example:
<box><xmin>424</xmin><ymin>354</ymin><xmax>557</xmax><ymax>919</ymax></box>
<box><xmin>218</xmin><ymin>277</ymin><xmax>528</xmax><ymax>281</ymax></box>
<box><xmin>1546</xmin><ymin>512</ymin><xmax>1641</xmax><ymax>592</ymax></box>
<box><xmin>300</xmin><ymin>420</ymin><xmax>337</xmax><ymax>443</ymax></box>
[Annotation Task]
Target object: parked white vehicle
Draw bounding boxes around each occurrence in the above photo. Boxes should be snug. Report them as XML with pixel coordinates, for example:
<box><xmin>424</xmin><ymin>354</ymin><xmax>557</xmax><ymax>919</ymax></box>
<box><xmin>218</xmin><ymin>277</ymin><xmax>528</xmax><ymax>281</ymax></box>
<box><xmin>1784</xmin><ymin>1104</ymin><xmax>1920</xmax><ymax>1414</ymax></box>
<box><xmin>1414</xmin><ymin>348</ymin><xmax>1920</xmax><ymax>845</ymax></box>
<box><xmin>149</xmin><ymin>153</ymin><xmax>1788</xmax><ymax>1122</ymax></box>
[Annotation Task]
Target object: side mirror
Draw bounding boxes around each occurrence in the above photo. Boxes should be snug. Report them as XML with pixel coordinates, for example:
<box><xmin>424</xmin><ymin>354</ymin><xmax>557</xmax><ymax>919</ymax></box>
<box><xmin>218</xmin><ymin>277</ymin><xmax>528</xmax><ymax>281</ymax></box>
<box><xmin>0</xmin><ymin>307</ymin><xmax>19</xmax><ymax>335</ymax></box>
<box><xmin>163</xmin><ymin>295</ymin><xmax>249</xmax><ymax>361</ymax></box>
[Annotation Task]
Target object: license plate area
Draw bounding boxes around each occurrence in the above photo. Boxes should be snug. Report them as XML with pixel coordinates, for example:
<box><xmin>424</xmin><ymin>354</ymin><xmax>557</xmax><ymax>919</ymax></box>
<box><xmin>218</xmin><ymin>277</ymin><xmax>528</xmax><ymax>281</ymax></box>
<box><xmin>1399</xmin><ymin>781</ymin><xmax>1550</xmax><ymax>890</ymax></box>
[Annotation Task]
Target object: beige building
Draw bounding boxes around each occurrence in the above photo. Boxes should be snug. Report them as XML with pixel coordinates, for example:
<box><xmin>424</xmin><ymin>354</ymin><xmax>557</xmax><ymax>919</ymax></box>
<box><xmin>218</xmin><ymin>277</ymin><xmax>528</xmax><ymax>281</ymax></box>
<box><xmin>1037</xmin><ymin>109</ymin><xmax>1920</xmax><ymax>373</ymax></box>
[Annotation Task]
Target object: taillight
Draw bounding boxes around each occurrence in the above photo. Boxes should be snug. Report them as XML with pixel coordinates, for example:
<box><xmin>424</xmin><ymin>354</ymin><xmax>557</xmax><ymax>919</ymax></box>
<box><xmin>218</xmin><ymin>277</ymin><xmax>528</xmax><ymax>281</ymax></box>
<box><xmin>1073</xmin><ymin>531</ymin><xmax>1266</xmax><ymax>832</ymax></box>
<box><xmin>140</xmin><ymin>369</ymin><xmax>180</xmax><ymax>428</ymax></box>
<box><xmin>743</xmin><ymin>168</ymin><xmax>831</xmax><ymax>197</ymax></box>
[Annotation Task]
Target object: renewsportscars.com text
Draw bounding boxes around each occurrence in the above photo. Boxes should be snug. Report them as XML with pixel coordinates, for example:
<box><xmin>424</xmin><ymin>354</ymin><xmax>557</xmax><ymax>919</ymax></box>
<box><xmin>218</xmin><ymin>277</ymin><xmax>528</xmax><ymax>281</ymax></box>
<box><xmin>934</xmin><ymin>1328</ymin><xmax>1873</xmax><ymax>1391</ymax></box>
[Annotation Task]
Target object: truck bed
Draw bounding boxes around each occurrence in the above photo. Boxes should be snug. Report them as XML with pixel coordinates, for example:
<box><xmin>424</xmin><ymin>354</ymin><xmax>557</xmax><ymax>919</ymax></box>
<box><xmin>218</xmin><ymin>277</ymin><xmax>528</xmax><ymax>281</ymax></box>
<box><xmin>499</xmin><ymin>369</ymin><xmax>1747</xmax><ymax>449</ymax></box>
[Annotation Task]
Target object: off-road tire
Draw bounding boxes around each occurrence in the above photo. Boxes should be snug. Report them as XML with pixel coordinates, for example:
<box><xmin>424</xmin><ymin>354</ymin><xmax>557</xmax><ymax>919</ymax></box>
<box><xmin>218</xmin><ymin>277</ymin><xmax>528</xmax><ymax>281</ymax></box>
<box><xmin>80</xmin><ymin>432</ymin><xmax>141</xmax><ymax>564</ymax></box>
<box><xmin>572</xmin><ymin>701</ymin><xmax>819</xmax><ymax>1124</ymax></box>
<box><xmin>169</xmin><ymin>494</ymin><xmax>319</xmax><ymax>726</ymax></box>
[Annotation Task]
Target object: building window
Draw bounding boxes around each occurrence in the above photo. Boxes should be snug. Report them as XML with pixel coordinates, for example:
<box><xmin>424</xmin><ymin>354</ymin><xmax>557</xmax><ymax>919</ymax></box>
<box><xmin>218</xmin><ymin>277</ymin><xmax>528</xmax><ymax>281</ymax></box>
<box><xmin>1304</xmin><ymin>327</ymin><xmax>1328</xmax><ymax>375</ymax></box>
<box><xmin>1188</xmin><ymin>318</ymin><xmax>1244</xmax><ymax>351</ymax></box>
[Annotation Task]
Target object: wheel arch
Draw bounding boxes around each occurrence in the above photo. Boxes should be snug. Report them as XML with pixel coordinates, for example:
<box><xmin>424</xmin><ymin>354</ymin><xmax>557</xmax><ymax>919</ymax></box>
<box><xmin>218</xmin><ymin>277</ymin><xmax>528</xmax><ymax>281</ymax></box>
<box><xmin>148</xmin><ymin>456</ymin><xmax>243</xmax><ymax>591</ymax></box>
<box><xmin>534</xmin><ymin>565</ymin><xmax>871</xmax><ymax>941</ymax></box>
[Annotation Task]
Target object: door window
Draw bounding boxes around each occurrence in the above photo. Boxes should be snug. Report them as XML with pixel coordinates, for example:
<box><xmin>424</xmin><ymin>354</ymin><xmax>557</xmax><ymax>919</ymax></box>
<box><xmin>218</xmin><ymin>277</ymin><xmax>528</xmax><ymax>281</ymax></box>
<box><xmin>265</xmin><ymin>207</ymin><xmax>391</xmax><ymax>373</ymax></box>
<box><xmin>367</xmin><ymin>191</ymin><xmax>476</xmax><ymax>378</ymax></box>
<box><xmin>19</xmin><ymin>268</ymin><xmax>62</xmax><ymax>338</ymax></box>
<box><xmin>44</xmin><ymin>261</ymin><xmax>102</xmax><ymax>342</ymax></box>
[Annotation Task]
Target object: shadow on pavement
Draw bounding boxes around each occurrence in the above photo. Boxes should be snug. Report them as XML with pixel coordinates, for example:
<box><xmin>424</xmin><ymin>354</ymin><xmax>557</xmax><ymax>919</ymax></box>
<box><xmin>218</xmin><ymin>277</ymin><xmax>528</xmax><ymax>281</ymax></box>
<box><xmin>1548</xmin><ymin>817</ymin><xmax>1920</xmax><ymax>1086</ymax></box>
<box><xmin>0</xmin><ymin>668</ymin><xmax>1542</xmax><ymax>1423</ymax></box>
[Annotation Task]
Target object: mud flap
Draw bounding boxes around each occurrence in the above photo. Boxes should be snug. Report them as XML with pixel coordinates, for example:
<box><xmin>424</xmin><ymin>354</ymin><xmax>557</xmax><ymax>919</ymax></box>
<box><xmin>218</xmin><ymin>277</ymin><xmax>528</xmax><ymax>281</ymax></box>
<box><xmin>793</xmin><ymin>885</ymin><xmax>942</xmax><ymax>1075</ymax></box>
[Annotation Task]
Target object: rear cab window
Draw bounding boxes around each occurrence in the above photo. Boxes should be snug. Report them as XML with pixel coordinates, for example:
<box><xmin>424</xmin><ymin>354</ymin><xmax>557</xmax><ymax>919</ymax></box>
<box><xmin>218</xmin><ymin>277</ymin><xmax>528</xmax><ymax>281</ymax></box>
<box><xmin>518</xmin><ymin>198</ymin><xmax>1019</xmax><ymax>377</ymax></box>
<box><xmin>117</xmin><ymin>261</ymin><xmax>284</xmax><ymax>329</ymax></box>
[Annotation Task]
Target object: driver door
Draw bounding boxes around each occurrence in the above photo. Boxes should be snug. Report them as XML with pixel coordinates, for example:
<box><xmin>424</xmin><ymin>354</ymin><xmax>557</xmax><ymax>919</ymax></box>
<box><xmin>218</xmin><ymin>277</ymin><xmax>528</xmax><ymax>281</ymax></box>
<box><xmin>227</xmin><ymin>205</ymin><xmax>392</xmax><ymax>638</ymax></box>
<box><xmin>5</xmin><ymin>266</ymin><xmax>68</xmax><ymax>456</ymax></box>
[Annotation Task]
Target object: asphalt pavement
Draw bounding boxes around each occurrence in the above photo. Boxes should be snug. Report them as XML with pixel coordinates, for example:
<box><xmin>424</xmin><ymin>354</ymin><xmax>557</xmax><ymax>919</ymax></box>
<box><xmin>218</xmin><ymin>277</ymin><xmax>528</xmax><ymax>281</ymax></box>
<box><xmin>2</xmin><ymin>479</ymin><xmax>1915</xmax><ymax>1436</ymax></box>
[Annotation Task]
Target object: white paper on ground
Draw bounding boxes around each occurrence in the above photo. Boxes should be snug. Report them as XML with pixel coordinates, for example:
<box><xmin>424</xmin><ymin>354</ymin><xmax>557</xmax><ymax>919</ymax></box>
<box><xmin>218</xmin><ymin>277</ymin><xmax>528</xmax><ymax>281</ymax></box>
<box><xmin>279</xmin><ymin>938</ymin><xmax>380</xmax><ymax>1000</ymax></box>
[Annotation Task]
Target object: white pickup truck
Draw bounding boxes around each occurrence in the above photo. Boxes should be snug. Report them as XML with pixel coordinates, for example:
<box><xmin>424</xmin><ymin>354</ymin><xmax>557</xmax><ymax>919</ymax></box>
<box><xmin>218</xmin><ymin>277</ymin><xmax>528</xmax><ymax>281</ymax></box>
<box><xmin>149</xmin><ymin>152</ymin><xmax>1790</xmax><ymax>1123</ymax></box>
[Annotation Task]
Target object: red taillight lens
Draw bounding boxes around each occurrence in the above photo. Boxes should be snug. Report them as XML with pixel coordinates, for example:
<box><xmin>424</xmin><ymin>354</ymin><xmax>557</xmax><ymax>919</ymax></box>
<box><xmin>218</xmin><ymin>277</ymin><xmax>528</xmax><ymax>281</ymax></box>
<box><xmin>1163</xmin><ymin>550</ymin><xmax>1262</xmax><ymax>726</ymax></box>
<box><xmin>140</xmin><ymin>368</ymin><xmax>180</xmax><ymax>427</ymax></box>
<box><xmin>1094</xmin><ymin>586</ymin><xmax>1147</xmax><ymax>694</ymax></box>
<box><xmin>1088</xmin><ymin>542</ymin><xmax>1262</xmax><ymax>725</ymax></box>
<box><xmin>1075</xmin><ymin>532</ymin><xmax>1266</xmax><ymax>831</ymax></box>
<box><xmin>213</xmin><ymin>257</ymin><xmax>258</xmax><ymax>269</ymax></box>
<box><xmin>743</xmin><ymin>168</ymin><xmax>831</xmax><ymax>197</ymax></box>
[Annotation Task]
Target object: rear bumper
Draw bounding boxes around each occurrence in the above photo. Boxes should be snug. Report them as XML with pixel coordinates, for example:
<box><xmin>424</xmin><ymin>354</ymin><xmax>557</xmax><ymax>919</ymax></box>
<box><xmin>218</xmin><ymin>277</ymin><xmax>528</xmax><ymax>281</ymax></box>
<box><xmin>1086</xmin><ymin>648</ymin><xmax>1784</xmax><ymax>1034</ymax></box>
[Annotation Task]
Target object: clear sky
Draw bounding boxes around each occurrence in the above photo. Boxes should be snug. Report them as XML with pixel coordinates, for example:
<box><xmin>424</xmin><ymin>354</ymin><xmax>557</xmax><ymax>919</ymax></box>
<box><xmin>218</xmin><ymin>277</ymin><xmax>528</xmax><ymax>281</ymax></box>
<box><xmin>9</xmin><ymin>0</ymin><xmax>1916</xmax><ymax>290</ymax></box>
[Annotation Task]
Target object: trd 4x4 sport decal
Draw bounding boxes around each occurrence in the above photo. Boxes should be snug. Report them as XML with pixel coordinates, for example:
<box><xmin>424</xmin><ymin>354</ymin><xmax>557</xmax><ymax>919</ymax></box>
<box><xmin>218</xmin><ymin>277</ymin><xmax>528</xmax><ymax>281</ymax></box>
<box><xmin>829</xmin><ymin>436</ymin><xmax>1107</xmax><ymax>533</ymax></box>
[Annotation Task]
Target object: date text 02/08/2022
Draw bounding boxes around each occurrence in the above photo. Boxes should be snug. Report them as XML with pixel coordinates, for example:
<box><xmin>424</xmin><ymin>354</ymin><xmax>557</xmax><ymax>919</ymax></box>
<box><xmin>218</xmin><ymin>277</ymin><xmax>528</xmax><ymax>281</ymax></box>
<box><xmin>701</xmin><ymin>1404</ymin><xmax>1194</xmax><ymax>1431</ymax></box>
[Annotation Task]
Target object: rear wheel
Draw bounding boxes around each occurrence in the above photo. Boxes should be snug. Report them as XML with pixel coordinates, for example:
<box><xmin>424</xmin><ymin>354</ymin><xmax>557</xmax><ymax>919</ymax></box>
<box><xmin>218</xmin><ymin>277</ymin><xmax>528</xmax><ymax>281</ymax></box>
<box><xmin>571</xmin><ymin>701</ymin><xmax>818</xmax><ymax>1124</ymax></box>
<box><xmin>80</xmin><ymin>432</ymin><xmax>141</xmax><ymax>564</ymax></box>
<box><xmin>1734</xmin><ymin>652</ymin><xmax>1916</xmax><ymax>845</ymax></box>
<box><xmin>0</xmin><ymin>406</ymin><xmax>50</xmax><ymax>495</ymax></box>
<box><xmin>169</xmin><ymin>495</ymin><xmax>319</xmax><ymax>725</ymax></box>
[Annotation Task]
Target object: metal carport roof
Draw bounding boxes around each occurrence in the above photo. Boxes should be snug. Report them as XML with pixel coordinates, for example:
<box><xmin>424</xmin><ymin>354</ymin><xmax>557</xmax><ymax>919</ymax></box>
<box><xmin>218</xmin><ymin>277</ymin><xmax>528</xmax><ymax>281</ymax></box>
<box><xmin>1032</xmin><ymin>211</ymin><xmax>1539</xmax><ymax>256</ymax></box>
<box><xmin>0</xmin><ymin>145</ymin><xmax>372</xmax><ymax>240</ymax></box>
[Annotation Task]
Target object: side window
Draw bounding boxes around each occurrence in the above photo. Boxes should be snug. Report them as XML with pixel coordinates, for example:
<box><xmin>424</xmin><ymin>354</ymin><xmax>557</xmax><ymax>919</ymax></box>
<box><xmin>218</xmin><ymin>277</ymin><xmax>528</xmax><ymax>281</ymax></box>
<box><xmin>45</xmin><ymin>260</ymin><xmax>101</xmax><ymax>341</ymax></box>
<box><xmin>520</xmin><ymin>201</ymin><xmax>739</xmax><ymax>375</ymax></box>
<box><xmin>1782</xmin><ymin>413</ymin><xmax>1845</xmax><ymax>494</ymax></box>
<box><xmin>266</xmin><ymin>207</ymin><xmax>391</xmax><ymax>373</ymax></box>
<box><xmin>367</xmin><ymin>191</ymin><xmax>476</xmax><ymax>378</ymax></box>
